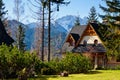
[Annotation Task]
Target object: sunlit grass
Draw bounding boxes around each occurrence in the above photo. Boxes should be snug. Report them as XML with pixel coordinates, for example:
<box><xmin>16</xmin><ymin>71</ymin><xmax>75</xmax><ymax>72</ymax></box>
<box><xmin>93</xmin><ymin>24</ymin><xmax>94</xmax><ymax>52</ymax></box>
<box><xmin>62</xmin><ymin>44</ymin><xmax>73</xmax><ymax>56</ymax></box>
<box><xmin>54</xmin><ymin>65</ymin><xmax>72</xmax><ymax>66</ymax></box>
<box><xmin>29</xmin><ymin>70</ymin><xmax>120</xmax><ymax>80</ymax></box>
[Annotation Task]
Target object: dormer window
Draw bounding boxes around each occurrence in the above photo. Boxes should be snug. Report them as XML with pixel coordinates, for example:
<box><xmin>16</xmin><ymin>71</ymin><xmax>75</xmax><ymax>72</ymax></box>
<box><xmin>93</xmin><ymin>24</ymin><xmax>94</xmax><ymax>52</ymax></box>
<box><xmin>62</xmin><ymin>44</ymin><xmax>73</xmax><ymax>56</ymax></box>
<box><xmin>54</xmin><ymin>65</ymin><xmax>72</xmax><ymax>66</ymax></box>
<box><xmin>93</xmin><ymin>39</ymin><xmax>98</xmax><ymax>46</ymax></box>
<box><xmin>83</xmin><ymin>40</ymin><xmax>87</xmax><ymax>46</ymax></box>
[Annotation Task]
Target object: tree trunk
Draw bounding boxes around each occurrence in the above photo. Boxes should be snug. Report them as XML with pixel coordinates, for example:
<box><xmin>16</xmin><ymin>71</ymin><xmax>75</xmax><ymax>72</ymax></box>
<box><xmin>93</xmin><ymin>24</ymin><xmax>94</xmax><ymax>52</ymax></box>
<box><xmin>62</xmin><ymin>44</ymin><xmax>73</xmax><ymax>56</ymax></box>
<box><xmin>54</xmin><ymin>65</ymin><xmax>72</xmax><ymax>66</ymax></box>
<box><xmin>41</xmin><ymin>1</ymin><xmax>45</xmax><ymax>61</ymax></box>
<box><xmin>94</xmin><ymin>53</ymin><xmax>98</xmax><ymax>70</ymax></box>
<box><xmin>48</xmin><ymin>0</ymin><xmax>51</xmax><ymax>61</ymax></box>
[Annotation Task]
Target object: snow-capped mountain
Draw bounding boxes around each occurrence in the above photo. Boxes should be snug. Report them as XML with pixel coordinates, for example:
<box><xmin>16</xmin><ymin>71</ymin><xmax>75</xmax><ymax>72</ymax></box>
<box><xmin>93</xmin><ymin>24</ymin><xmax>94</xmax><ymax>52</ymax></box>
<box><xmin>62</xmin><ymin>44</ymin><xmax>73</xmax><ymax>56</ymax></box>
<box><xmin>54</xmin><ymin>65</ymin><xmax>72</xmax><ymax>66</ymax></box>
<box><xmin>26</xmin><ymin>22</ymin><xmax>37</xmax><ymax>28</ymax></box>
<box><xmin>56</xmin><ymin>15</ymin><xmax>76</xmax><ymax>31</ymax></box>
<box><xmin>51</xmin><ymin>21</ymin><xmax>67</xmax><ymax>33</ymax></box>
<box><xmin>7</xmin><ymin>15</ymin><xmax>87</xmax><ymax>50</ymax></box>
<box><xmin>56</xmin><ymin>15</ymin><xmax>87</xmax><ymax>31</ymax></box>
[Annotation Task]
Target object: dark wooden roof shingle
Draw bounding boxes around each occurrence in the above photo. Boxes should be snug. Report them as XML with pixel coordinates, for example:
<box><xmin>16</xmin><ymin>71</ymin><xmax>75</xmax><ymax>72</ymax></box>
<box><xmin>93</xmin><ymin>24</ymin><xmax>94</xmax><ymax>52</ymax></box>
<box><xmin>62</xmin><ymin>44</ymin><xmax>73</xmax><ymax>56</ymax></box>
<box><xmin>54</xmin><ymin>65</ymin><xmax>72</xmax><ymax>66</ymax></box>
<box><xmin>70</xmin><ymin>25</ymin><xmax>87</xmax><ymax>36</ymax></box>
<box><xmin>0</xmin><ymin>20</ymin><xmax>14</xmax><ymax>45</ymax></box>
<box><xmin>72</xmin><ymin>44</ymin><xmax>106</xmax><ymax>53</ymax></box>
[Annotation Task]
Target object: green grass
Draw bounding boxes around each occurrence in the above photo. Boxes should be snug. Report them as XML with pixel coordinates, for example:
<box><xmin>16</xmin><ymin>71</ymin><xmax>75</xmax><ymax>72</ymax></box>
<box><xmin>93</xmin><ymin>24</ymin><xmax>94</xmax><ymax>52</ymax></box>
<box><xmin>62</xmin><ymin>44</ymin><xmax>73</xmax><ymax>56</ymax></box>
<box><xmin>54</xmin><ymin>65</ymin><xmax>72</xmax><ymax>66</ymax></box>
<box><xmin>29</xmin><ymin>70</ymin><xmax>120</xmax><ymax>80</ymax></box>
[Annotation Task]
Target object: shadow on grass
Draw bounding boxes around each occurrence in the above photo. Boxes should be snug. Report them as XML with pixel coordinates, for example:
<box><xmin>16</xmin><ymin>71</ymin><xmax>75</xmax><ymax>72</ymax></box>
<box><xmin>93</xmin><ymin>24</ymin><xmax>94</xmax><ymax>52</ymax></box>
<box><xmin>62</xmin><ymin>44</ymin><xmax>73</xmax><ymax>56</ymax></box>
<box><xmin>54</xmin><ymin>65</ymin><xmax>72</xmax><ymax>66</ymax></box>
<box><xmin>30</xmin><ymin>71</ymin><xmax>102</xmax><ymax>79</ymax></box>
<box><xmin>85</xmin><ymin>70</ymin><xmax>102</xmax><ymax>75</ymax></box>
<box><xmin>30</xmin><ymin>75</ymin><xmax>59</xmax><ymax>80</ymax></box>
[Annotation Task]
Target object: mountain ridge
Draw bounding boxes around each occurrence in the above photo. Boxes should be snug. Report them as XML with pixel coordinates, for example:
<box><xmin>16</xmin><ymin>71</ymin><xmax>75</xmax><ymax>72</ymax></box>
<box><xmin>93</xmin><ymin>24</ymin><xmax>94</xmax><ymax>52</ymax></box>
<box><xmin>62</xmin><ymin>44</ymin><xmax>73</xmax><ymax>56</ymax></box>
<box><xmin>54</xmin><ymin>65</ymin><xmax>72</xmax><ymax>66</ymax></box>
<box><xmin>7</xmin><ymin>15</ymin><xmax>87</xmax><ymax>50</ymax></box>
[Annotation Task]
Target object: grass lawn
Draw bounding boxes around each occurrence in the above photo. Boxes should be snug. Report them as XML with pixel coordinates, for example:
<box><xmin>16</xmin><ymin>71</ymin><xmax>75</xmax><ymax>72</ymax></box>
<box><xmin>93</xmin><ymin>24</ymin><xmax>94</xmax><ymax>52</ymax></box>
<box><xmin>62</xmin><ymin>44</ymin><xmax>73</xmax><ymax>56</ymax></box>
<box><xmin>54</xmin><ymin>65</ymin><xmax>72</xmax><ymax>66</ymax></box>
<box><xmin>29</xmin><ymin>70</ymin><xmax>120</xmax><ymax>80</ymax></box>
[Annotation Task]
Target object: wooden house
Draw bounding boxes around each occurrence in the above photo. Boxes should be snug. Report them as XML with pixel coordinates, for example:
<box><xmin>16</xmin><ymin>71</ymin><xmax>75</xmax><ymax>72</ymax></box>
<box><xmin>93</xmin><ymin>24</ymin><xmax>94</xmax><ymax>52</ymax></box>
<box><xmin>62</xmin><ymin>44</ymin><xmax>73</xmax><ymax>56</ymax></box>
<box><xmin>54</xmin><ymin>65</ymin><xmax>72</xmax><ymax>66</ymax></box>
<box><xmin>62</xmin><ymin>23</ymin><xmax>107</xmax><ymax>69</ymax></box>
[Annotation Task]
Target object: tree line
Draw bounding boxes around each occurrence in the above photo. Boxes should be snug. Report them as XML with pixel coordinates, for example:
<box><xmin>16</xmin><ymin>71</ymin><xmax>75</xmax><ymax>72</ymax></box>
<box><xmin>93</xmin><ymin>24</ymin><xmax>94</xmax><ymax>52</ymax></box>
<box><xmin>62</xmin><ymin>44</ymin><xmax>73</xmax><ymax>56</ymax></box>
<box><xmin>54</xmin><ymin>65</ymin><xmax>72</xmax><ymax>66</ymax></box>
<box><xmin>0</xmin><ymin>0</ymin><xmax>120</xmax><ymax>62</ymax></box>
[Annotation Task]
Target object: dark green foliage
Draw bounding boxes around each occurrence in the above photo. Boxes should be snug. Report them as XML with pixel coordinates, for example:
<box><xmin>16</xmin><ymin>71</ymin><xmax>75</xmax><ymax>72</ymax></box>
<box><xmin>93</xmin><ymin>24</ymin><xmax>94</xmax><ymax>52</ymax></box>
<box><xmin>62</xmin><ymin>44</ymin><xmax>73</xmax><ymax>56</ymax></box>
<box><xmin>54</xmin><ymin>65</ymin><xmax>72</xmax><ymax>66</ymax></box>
<box><xmin>39</xmin><ymin>53</ymin><xmax>92</xmax><ymax>75</ymax></box>
<box><xmin>115</xmin><ymin>65</ymin><xmax>120</xmax><ymax>70</ymax></box>
<box><xmin>0</xmin><ymin>44</ymin><xmax>92</xmax><ymax>79</ymax></box>
<box><xmin>100</xmin><ymin>0</ymin><xmax>120</xmax><ymax>28</ymax></box>
<box><xmin>87</xmin><ymin>6</ymin><xmax>98</xmax><ymax>23</ymax></box>
<box><xmin>98</xmin><ymin>23</ymin><xmax>120</xmax><ymax>57</ymax></box>
<box><xmin>16</xmin><ymin>25</ymin><xmax>25</xmax><ymax>52</ymax></box>
<box><xmin>34</xmin><ymin>59</ymin><xmax>43</xmax><ymax>74</ymax></box>
<box><xmin>41</xmin><ymin>59</ymin><xmax>61</xmax><ymax>75</ymax></box>
<box><xmin>60</xmin><ymin>53</ymin><xmax>92</xmax><ymax>73</ymax></box>
<box><xmin>99</xmin><ymin>0</ymin><xmax>120</xmax><ymax>57</ymax></box>
<box><xmin>0</xmin><ymin>0</ymin><xmax>7</xmax><ymax>20</ymax></box>
<box><xmin>0</xmin><ymin>44</ymin><xmax>41</xmax><ymax>79</ymax></box>
<box><xmin>74</xmin><ymin>16</ymin><xmax>81</xmax><ymax>26</ymax></box>
<box><xmin>50</xmin><ymin>0</ymin><xmax>70</xmax><ymax>11</ymax></box>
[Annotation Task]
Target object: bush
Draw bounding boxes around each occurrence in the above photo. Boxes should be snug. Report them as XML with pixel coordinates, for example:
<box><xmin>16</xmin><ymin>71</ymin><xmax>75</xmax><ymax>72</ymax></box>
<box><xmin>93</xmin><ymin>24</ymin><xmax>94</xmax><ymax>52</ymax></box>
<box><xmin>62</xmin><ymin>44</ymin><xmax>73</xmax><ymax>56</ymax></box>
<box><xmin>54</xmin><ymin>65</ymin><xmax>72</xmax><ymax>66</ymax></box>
<box><xmin>0</xmin><ymin>44</ymin><xmax>15</xmax><ymax>79</ymax></box>
<box><xmin>41</xmin><ymin>60</ymin><xmax>59</xmax><ymax>75</ymax></box>
<box><xmin>34</xmin><ymin>59</ymin><xmax>43</xmax><ymax>74</ymax></box>
<box><xmin>0</xmin><ymin>44</ymin><xmax>92</xmax><ymax>78</ymax></box>
<box><xmin>60</xmin><ymin>53</ymin><xmax>92</xmax><ymax>73</ymax></box>
<box><xmin>40</xmin><ymin>53</ymin><xmax>92</xmax><ymax>74</ymax></box>
<box><xmin>114</xmin><ymin>65</ymin><xmax>120</xmax><ymax>70</ymax></box>
<box><xmin>0</xmin><ymin>44</ymin><xmax>41</xmax><ymax>79</ymax></box>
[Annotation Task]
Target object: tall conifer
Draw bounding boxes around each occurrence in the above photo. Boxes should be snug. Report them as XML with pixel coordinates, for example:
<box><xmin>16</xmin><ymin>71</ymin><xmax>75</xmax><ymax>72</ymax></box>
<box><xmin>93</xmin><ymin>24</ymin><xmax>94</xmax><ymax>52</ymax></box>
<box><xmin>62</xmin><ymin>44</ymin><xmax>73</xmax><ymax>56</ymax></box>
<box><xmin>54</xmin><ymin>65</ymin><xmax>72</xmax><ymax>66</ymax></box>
<box><xmin>87</xmin><ymin>6</ymin><xmax>98</xmax><ymax>23</ymax></box>
<box><xmin>99</xmin><ymin>0</ymin><xmax>120</xmax><ymax>57</ymax></box>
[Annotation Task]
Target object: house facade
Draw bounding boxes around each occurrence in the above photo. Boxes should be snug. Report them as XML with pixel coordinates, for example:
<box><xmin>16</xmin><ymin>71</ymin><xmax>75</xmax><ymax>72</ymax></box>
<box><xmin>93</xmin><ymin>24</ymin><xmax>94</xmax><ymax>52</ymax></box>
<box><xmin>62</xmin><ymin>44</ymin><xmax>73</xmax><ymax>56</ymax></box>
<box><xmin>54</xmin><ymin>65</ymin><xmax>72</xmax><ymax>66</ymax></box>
<box><xmin>62</xmin><ymin>23</ymin><xmax>107</xmax><ymax>69</ymax></box>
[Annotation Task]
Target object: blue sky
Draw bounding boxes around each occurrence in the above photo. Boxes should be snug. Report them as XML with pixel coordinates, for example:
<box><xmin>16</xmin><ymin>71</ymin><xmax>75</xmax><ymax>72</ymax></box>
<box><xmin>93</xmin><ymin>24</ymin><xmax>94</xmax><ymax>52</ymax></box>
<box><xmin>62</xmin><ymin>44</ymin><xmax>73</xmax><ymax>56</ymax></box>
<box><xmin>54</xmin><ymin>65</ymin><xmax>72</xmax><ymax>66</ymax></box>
<box><xmin>3</xmin><ymin>0</ymin><xmax>105</xmax><ymax>24</ymax></box>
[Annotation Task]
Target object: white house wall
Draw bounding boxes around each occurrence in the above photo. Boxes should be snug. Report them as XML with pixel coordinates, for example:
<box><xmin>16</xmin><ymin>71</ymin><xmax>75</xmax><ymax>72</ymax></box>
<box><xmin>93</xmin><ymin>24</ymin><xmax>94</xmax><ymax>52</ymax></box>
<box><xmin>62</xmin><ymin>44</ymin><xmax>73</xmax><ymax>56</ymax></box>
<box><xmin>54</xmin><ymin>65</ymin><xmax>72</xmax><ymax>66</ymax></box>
<box><xmin>80</xmin><ymin>36</ymin><xmax>102</xmax><ymax>44</ymax></box>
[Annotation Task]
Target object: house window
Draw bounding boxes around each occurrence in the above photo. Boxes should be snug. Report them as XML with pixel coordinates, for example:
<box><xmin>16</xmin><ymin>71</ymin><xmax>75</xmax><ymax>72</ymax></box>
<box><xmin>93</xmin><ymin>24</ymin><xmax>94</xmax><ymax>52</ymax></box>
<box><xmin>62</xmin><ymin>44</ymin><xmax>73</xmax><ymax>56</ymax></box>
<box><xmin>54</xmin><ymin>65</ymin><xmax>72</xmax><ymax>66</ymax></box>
<box><xmin>83</xmin><ymin>40</ymin><xmax>87</xmax><ymax>46</ymax></box>
<box><xmin>93</xmin><ymin>39</ymin><xmax>98</xmax><ymax>46</ymax></box>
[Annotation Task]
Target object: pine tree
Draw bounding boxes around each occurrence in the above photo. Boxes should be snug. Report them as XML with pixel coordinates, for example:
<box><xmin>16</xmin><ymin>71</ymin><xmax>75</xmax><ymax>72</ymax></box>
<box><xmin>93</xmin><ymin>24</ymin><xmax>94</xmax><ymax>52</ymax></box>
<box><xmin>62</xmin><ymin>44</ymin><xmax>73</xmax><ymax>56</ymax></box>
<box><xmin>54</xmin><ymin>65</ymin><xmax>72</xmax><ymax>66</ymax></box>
<box><xmin>0</xmin><ymin>0</ymin><xmax>8</xmax><ymax>31</ymax></box>
<box><xmin>99</xmin><ymin>0</ymin><xmax>120</xmax><ymax>58</ymax></box>
<box><xmin>100</xmin><ymin>0</ymin><xmax>120</xmax><ymax>28</ymax></box>
<box><xmin>16</xmin><ymin>25</ymin><xmax>25</xmax><ymax>52</ymax></box>
<box><xmin>0</xmin><ymin>0</ymin><xmax>7</xmax><ymax>21</ymax></box>
<box><xmin>87</xmin><ymin>6</ymin><xmax>98</xmax><ymax>23</ymax></box>
<box><xmin>74</xmin><ymin>16</ymin><xmax>80</xmax><ymax>26</ymax></box>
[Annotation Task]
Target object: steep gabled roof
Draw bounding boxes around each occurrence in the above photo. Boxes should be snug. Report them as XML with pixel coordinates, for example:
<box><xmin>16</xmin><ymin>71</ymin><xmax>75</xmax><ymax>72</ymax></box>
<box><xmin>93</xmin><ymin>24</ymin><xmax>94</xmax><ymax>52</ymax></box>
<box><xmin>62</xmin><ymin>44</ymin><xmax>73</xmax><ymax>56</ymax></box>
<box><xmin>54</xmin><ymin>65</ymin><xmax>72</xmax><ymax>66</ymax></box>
<box><xmin>62</xmin><ymin>23</ymin><xmax>106</xmax><ymax>53</ymax></box>
<box><xmin>0</xmin><ymin>20</ymin><xmax>14</xmax><ymax>45</ymax></box>
<box><xmin>72</xmin><ymin>44</ymin><xmax>106</xmax><ymax>53</ymax></box>
<box><xmin>90</xmin><ymin>23</ymin><xmax>100</xmax><ymax>35</ymax></box>
<box><xmin>72</xmin><ymin>23</ymin><xmax>106</xmax><ymax>53</ymax></box>
<box><xmin>62</xmin><ymin>25</ymin><xmax>87</xmax><ymax>52</ymax></box>
<box><xmin>70</xmin><ymin>25</ymin><xmax>87</xmax><ymax>36</ymax></box>
<box><xmin>70</xmin><ymin>33</ymin><xmax>80</xmax><ymax>43</ymax></box>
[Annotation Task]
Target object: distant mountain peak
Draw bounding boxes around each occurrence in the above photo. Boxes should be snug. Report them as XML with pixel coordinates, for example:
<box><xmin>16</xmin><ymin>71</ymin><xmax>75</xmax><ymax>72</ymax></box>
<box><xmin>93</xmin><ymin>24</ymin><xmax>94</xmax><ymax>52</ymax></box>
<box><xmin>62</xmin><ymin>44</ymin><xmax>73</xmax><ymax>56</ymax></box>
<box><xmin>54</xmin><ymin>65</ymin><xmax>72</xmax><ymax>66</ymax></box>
<box><xmin>7</xmin><ymin>15</ymin><xmax>87</xmax><ymax>50</ymax></box>
<box><xmin>56</xmin><ymin>15</ymin><xmax>87</xmax><ymax>31</ymax></box>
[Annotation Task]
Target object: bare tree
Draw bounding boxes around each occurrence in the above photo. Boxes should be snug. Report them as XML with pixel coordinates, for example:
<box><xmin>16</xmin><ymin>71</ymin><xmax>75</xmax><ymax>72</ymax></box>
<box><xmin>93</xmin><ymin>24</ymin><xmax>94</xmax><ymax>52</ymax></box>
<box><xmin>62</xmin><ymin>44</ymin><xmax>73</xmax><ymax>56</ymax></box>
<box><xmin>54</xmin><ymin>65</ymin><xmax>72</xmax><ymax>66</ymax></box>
<box><xmin>28</xmin><ymin>0</ymin><xmax>48</xmax><ymax>61</ymax></box>
<box><xmin>13</xmin><ymin>0</ymin><xmax>25</xmax><ymax>52</ymax></box>
<box><xmin>13</xmin><ymin>0</ymin><xmax>24</xmax><ymax>21</ymax></box>
<box><xmin>34</xmin><ymin>25</ymin><xmax>42</xmax><ymax>57</ymax></box>
<box><xmin>28</xmin><ymin>0</ymin><xmax>70</xmax><ymax>61</ymax></box>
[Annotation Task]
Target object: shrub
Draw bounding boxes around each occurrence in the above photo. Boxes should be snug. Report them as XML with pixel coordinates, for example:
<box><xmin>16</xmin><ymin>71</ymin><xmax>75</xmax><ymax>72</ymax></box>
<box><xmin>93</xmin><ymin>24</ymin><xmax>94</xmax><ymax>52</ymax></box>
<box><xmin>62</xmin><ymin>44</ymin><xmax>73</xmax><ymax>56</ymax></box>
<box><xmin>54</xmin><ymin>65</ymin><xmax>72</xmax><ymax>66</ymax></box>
<box><xmin>40</xmin><ymin>53</ymin><xmax>92</xmax><ymax>74</ymax></box>
<box><xmin>0</xmin><ymin>44</ymin><xmax>41</xmax><ymax>79</ymax></box>
<box><xmin>0</xmin><ymin>44</ymin><xmax>14</xmax><ymax>79</ymax></box>
<box><xmin>41</xmin><ymin>60</ymin><xmax>59</xmax><ymax>75</ymax></box>
<box><xmin>0</xmin><ymin>44</ymin><xmax>92</xmax><ymax>78</ymax></box>
<box><xmin>60</xmin><ymin>52</ymin><xmax>92</xmax><ymax>73</ymax></box>
<box><xmin>115</xmin><ymin>65</ymin><xmax>120</xmax><ymax>70</ymax></box>
<box><xmin>34</xmin><ymin>58</ymin><xmax>43</xmax><ymax>74</ymax></box>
